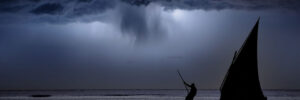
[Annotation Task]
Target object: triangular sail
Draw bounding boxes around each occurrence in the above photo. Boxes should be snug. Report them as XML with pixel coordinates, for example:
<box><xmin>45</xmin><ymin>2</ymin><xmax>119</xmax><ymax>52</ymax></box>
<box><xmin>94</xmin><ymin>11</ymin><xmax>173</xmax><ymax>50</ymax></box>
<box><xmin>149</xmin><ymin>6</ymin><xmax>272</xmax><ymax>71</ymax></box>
<box><xmin>220</xmin><ymin>18</ymin><xmax>267</xmax><ymax>100</ymax></box>
<box><xmin>220</xmin><ymin>51</ymin><xmax>237</xmax><ymax>90</ymax></box>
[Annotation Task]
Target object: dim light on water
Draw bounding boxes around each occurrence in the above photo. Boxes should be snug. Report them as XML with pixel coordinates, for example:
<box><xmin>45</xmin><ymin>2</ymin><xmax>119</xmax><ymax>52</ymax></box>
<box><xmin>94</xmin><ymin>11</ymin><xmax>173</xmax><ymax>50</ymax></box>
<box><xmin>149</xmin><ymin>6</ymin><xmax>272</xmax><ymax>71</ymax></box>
<box><xmin>1</xmin><ymin>90</ymin><xmax>300</xmax><ymax>100</ymax></box>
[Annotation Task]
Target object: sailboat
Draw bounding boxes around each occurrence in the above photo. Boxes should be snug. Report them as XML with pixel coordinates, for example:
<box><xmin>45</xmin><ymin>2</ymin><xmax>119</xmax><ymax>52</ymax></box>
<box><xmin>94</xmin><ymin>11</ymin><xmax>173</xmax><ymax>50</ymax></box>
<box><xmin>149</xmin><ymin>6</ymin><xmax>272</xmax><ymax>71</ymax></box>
<box><xmin>220</xmin><ymin>18</ymin><xmax>267</xmax><ymax>100</ymax></box>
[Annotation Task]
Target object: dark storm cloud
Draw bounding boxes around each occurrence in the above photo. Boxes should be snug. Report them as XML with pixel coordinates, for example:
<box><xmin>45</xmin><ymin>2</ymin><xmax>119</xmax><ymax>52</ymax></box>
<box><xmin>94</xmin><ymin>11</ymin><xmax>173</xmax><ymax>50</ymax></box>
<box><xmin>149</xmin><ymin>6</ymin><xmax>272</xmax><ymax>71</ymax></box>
<box><xmin>0</xmin><ymin>0</ymin><xmax>32</xmax><ymax>13</ymax></box>
<box><xmin>70</xmin><ymin>0</ymin><xmax>115</xmax><ymax>17</ymax></box>
<box><xmin>123</xmin><ymin>0</ymin><xmax>300</xmax><ymax>11</ymax></box>
<box><xmin>31</xmin><ymin>3</ymin><xmax>64</xmax><ymax>15</ymax></box>
<box><xmin>0</xmin><ymin>0</ymin><xmax>116</xmax><ymax>17</ymax></box>
<box><xmin>0</xmin><ymin>0</ymin><xmax>299</xmax><ymax>43</ymax></box>
<box><xmin>1</xmin><ymin>0</ymin><xmax>300</xmax><ymax>17</ymax></box>
<box><xmin>121</xmin><ymin>0</ymin><xmax>151</xmax><ymax>6</ymax></box>
<box><xmin>0</xmin><ymin>5</ymin><xmax>25</xmax><ymax>13</ymax></box>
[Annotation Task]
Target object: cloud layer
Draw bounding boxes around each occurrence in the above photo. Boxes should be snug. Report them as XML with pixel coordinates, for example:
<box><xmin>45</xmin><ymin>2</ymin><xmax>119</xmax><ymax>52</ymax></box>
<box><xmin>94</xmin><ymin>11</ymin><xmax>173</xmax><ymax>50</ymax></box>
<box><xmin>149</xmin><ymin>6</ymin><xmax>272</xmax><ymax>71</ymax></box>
<box><xmin>0</xmin><ymin>0</ymin><xmax>299</xmax><ymax>43</ymax></box>
<box><xmin>1</xmin><ymin>0</ymin><xmax>299</xmax><ymax>20</ymax></box>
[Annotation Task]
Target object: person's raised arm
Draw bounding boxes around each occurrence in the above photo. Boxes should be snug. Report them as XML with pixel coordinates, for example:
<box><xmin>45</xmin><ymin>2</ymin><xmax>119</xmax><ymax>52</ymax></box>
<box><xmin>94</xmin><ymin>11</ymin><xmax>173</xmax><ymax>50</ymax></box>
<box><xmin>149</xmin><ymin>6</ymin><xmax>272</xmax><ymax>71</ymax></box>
<box><xmin>184</xmin><ymin>82</ymin><xmax>191</xmax><ymax>87</ymax></box>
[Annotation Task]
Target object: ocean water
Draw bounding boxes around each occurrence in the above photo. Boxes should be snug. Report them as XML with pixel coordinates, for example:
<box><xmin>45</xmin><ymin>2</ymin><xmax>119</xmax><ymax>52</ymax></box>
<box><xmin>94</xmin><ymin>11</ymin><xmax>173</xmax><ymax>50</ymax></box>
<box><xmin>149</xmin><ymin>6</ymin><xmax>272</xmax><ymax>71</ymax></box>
<box><xmin>1</xmin><ymin>90</ymin><xmax>300</xmax><ymax>100</ymax></box>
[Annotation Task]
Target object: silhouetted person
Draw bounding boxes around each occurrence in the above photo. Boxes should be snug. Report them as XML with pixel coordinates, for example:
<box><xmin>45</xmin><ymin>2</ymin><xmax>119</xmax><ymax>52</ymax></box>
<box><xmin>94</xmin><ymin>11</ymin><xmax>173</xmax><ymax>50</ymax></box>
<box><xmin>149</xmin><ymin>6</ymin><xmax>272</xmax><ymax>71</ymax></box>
<box><xmin>184</xmin><ymin>82</ymin><xmax>197</xmax><ymax>100</ymax></box>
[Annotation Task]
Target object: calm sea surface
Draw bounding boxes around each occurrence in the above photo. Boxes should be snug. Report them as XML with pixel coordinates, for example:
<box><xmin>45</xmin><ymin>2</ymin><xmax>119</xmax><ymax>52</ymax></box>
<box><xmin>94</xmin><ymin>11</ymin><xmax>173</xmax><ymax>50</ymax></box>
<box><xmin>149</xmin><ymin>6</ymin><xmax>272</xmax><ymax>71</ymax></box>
<box><xmin>1</xmin><ymin>90</ymin><xmax>300</xmax><ymax>100</ymax></box>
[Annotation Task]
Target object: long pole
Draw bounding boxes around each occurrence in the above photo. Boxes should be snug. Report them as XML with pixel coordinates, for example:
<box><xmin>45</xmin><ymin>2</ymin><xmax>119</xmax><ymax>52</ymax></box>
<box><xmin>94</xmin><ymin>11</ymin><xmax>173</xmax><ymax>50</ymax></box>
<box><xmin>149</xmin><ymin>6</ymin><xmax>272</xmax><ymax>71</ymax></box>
<box><xmin>177</xmin><ymin>70</ymin><xmax>189</xmax><ymax>93</ymax></box>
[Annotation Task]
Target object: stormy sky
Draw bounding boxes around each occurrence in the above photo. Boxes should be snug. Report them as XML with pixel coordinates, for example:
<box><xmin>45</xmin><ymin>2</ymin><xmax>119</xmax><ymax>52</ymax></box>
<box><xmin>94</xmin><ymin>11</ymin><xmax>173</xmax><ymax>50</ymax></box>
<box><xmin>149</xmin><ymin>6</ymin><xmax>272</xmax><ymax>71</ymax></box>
<box><xmin>0</xmin><ymin>0</ymin><xmax>300</xmax><ymax>90</ymax></box>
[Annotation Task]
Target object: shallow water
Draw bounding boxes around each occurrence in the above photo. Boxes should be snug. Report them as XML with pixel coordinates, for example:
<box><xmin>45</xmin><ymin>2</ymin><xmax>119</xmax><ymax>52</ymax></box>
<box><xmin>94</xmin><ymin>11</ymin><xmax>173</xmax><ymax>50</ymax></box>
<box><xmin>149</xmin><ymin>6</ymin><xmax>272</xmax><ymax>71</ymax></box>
<box><xmin>1</xmin><ymin>90</ymin><xmax>300</xmax><ymax>100</ymax></box>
